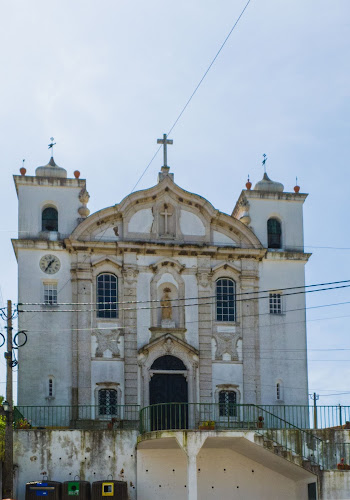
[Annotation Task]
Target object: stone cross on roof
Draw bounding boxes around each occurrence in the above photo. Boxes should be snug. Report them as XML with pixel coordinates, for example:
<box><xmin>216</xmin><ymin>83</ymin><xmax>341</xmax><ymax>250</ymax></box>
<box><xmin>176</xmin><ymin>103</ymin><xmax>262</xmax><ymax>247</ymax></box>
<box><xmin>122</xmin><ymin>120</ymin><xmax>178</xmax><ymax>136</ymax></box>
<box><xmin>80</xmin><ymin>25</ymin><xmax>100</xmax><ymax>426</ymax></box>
<box><xmin>157</xmin><ymin>133</ymin><xmax>173</xmax><ymax>168</ymax></box>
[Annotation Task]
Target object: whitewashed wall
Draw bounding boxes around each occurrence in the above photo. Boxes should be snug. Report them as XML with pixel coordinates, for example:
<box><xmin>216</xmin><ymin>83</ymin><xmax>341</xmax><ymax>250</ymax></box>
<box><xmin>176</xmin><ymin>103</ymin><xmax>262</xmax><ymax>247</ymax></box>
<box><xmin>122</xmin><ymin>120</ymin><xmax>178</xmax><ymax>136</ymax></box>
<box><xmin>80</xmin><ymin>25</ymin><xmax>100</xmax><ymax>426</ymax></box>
<box><xmin>13</xmin><ymin>430</ymin><xmax>137</xmax><ymax>500</ymax></box>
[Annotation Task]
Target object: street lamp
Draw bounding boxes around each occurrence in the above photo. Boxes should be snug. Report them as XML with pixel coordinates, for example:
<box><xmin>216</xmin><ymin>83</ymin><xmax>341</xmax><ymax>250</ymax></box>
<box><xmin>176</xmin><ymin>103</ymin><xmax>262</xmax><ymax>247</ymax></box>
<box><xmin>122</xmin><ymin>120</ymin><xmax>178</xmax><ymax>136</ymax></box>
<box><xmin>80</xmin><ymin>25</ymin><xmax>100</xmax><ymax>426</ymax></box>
<box><xmin>3</xmin><ymin>400</ymin><xmax>10</xmax><ymax>413</ymax></box>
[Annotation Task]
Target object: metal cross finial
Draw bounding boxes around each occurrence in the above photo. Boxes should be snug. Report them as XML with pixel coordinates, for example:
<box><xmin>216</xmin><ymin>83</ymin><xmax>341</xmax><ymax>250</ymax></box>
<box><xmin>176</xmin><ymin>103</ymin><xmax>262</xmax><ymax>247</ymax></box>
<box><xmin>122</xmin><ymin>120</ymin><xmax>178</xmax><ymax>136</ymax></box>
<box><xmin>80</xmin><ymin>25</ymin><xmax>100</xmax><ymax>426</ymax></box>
<box><xmin>157</xmin><ymin>133</ymin><xmax>173</xmax><ymax>168</ymax></box>
<box><xmin>48</xmin><ymin>137</ymin><xmax>56</xmax><ymax>155</ymax></box>
<box><xmin>262</xmin><ymin>153</ymin><xmax>268</xmax><ymax>173</ymax></box>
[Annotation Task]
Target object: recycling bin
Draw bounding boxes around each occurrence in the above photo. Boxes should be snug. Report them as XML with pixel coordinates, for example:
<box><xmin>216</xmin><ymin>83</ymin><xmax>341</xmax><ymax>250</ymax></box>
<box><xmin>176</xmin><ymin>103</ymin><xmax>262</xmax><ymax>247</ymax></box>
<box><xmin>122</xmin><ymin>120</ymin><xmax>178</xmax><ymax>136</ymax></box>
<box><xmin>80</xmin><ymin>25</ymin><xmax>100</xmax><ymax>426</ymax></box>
<box><xmin>26</xmin><ymin>481</ymin><xmax>62</xmax><ymax>499</ymax></box>
<box><xmin>92</xmin><ymin>480</ymin><xmax>127</xmax><ymax>499</ymax></box>
<box><xmin>62</xmin><ymin>480</ymin><xmax>91</xmax><ymax>499</ymax></box>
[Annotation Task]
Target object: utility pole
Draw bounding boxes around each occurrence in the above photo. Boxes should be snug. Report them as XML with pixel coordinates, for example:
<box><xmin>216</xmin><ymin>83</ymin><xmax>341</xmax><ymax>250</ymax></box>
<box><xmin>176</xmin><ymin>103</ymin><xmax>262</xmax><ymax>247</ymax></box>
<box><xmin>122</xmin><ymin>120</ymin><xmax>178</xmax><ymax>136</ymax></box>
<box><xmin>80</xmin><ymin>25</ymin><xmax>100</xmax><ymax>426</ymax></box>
<box><xmin>310</xmin><ymin>392</ymin><xmax>319</xmax><ymax>429</ymax></box>
<box><xmin>3</xmin><ymin>299</ymin><xmax>14</xmax><ymax>499</ymax></box>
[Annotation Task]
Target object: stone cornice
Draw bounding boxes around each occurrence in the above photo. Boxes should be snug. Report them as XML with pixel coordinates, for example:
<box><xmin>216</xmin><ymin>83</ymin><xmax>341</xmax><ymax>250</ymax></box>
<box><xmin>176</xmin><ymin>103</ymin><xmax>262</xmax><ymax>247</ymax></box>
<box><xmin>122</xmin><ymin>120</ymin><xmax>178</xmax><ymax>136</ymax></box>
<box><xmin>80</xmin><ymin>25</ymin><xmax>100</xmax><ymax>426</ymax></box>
<box><xmin>12</xmin><ymin>238</ymin><xmax>65</xmax><ymax>259</ymax></box>
<box><xmin>265</xmin><ymin>250</ymin><xmax>312</xmax><ymax>262</ymax></box>
<box><xmin>64</xmin><ymin>238</ymin><xmax>267</xmax><ymax>260</ymax></box>
<box><xmin>13</xmin><ymin>174</ymin><xmax>86</xmax><ymax>196</ymax></box>
<box><xmin>232</xmin><ymin>189</ymin><xmax>308</xmax><ymax>218</ymax></box>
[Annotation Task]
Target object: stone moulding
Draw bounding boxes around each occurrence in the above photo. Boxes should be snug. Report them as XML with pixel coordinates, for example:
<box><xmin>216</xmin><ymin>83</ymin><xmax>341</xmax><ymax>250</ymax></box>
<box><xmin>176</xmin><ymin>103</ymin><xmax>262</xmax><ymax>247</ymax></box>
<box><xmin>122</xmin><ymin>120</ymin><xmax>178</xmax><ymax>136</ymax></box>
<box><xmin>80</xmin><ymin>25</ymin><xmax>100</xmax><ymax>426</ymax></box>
<box><xmin>149</xmin><ymin>327</ymin><xmax>187</xmax><ymax>342</ymax></box>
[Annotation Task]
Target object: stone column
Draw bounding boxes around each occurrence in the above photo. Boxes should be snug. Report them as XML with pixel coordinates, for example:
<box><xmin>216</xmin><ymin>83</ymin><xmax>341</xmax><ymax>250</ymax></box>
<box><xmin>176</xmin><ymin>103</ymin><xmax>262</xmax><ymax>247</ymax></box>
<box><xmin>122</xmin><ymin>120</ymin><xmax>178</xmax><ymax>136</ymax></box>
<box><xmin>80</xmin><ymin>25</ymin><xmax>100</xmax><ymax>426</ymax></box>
<box><xmin>196</xmin><ymin>258</ymin><xmax>213</xmax><ymax>404</ymax></box>
<box><xmin>240</xmin><ymin>259</ymin><xmax>260</xmax><ymax>404</ymax></box>
<box><xmin>122</xmin><ymin>262</ymin><xmax>139</xmax><ymax>405</ymax></box>
<box><xmin>187</xmin><ymin>453</ymin><xmax>198</xmax><ymax>500</ymax></box>
<box><xmin>71</xmin><ymin>257</ymin><xmax>93</xmax><ymax>407</ymax></box>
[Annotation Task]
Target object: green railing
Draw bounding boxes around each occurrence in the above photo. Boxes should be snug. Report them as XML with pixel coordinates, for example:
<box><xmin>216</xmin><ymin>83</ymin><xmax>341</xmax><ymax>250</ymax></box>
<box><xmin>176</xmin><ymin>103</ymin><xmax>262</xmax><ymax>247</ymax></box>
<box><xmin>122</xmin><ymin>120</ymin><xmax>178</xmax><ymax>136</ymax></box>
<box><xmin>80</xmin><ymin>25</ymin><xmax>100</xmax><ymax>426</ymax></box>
<box><xmin>139</xmin><ymin>403</ymin><xmax>327</xmax><ymax>468</ymax></box>
<box><xmin>14</xmin><ymin>405</ymin><xmax>140</xmax><ymax>430</ymax></box>
<box><xmin>139</xmin><ymin>403</ymin><xmax>311</xmax><ymax>434</ymax></box>
<box><xmin>12</xmin><ymin>404</ymin><xmax>350</xmax><ymax>433</ymax></box>
<box><xmin>254</xmin><ymin>407</ymin><xmax>326</xmax><ymax>469</ymax></box>
<box><xmin>259</xmin><ymin>405</ymin><xmax>350</xmax><ymax>430</ymax></box>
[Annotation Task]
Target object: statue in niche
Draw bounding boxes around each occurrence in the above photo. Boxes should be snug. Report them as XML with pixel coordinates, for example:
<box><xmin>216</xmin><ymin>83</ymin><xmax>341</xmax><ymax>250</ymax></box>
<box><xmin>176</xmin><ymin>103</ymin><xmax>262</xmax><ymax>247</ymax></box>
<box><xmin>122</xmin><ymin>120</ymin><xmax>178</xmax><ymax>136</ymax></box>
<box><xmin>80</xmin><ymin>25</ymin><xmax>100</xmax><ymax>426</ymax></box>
<box><xmin>161</xmin><ymin>288</ymin><xmax>173</xmax><ymax>320</ymax></box>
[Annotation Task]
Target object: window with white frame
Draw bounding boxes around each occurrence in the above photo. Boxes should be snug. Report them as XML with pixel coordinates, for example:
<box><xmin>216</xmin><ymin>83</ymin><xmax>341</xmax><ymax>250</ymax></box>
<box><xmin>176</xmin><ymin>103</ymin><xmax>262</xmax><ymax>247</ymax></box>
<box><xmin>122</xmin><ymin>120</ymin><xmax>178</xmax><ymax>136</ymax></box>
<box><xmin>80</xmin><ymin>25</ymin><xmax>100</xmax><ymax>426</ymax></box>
<box><xmin>219</xmin><ymin>390</ymin><xmax>237</xmax><ymax>417</ymax></box>
<box><xmin>44</xmin><ymin>283</ymin><xmax>57</xmax><ymax>305</ymax></box>
<box><xmin>97</xmin><ymin>273</ymin><xmax>118</xmax><ymax>318</ymax></box>
<box><xmin>216</xmin><ymin>278</ymin><xmax>236</xmax><ymax>322</ymax></box>
<box><xmin>98</xmin><ymin>389</ymin><xmax>118</xmax><ymax>416</ymax></box>
<box><xmin>269</xmin><ymin>292</ymin><xmax>282</xmax><ymax>314</ymax></box>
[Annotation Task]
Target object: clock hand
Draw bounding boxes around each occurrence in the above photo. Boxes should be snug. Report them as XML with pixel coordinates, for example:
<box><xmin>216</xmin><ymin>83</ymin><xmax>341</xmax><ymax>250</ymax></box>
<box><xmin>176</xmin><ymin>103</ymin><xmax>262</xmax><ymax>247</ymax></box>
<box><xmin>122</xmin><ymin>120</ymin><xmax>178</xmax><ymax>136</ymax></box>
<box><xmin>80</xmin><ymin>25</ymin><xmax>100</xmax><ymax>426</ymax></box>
<box><xmin>45</xmin><ymin>259</ymin><xmax>55</xmax><ymax>272</ymax></box>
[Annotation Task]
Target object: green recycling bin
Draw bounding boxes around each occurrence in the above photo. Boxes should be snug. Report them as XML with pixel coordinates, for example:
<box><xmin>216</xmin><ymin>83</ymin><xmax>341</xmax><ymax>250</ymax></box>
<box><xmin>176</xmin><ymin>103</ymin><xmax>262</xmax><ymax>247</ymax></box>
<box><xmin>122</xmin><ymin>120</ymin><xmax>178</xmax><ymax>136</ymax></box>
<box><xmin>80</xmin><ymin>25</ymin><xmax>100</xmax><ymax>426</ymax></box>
<box><xmin>62</xmin><ymin>480</ymin><xmax>91</xmax><ymax>499</ymax></box>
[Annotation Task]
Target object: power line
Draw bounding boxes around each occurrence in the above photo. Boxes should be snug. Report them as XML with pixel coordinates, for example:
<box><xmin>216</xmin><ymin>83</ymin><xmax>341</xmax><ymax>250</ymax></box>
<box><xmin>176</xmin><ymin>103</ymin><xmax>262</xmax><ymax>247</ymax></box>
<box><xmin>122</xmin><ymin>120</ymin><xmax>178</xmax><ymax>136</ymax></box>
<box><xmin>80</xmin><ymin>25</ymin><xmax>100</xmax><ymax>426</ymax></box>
<box><xmin>131</xmin><ymin>0</ymin><xmax>252</xmax><ymax>191</ymax></box>
<box><xmin>18</xmin><ymin>279</ymin><xmax>350</xmax><ymax>306</ymax></box>
<box><xmin>17</xmin><ymin>283</ymin><xmax>350</xmax><ymax>313</ymax></box>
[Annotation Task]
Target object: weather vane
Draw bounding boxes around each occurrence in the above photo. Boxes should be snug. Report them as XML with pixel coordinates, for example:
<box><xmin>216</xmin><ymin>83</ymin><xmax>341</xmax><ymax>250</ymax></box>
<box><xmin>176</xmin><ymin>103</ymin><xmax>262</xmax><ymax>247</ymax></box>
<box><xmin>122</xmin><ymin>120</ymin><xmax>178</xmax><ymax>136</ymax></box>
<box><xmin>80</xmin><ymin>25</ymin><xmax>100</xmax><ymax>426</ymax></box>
<box><xmin>48</xmin><ymin>137</ymin><xmax>56</xmax><ymax>155</ymax></box>
<box><xmin>262</xmin><ymin>153</ymin><xmax>268</xmax><ymax>173</ymax></box>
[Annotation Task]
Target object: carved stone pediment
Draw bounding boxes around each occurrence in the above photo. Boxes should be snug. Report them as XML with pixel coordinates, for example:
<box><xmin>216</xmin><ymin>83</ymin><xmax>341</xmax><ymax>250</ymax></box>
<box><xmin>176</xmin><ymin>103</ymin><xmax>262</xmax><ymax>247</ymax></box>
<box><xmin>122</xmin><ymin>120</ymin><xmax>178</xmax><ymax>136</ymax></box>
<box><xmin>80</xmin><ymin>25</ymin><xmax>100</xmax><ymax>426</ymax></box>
<box><xmin>139</xmin><ymin>333</ymin><xmax>198</xmax><ymax>358</ymax></box>
<box><xmin>149</xmin><ymin>327</ymin><xmax>187</xmax><ymax>343</ymax></box>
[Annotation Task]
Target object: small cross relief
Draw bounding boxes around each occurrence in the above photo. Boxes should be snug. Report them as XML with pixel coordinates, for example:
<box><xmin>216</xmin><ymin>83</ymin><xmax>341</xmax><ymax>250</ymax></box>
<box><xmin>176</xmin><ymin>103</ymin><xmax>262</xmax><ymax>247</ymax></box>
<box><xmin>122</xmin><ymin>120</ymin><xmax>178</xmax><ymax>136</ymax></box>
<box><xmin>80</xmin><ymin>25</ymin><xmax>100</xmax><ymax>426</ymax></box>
<box><xmin>159</xmin><ymin>203</ymin><xmax>175</xmax><ymax>237</ymax></box>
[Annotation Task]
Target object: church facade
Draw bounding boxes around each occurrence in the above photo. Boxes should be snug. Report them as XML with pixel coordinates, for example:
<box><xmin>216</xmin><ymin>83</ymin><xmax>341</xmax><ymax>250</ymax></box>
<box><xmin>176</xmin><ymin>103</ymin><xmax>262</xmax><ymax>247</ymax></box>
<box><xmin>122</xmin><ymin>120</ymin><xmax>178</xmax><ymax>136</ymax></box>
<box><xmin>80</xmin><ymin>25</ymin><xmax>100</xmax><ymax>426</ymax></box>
<box><xmin>13</xmin><ymin>151</ymin><xmax>310</xmax><ymax>417</ymax></box>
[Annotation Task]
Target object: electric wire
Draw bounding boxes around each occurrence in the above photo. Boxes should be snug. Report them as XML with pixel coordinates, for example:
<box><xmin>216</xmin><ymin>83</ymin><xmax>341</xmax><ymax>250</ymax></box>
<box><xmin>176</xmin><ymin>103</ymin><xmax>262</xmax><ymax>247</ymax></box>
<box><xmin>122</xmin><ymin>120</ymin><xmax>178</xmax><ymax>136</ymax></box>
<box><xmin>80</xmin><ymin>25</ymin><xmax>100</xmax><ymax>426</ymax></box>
<box><xmin>131</xmin><ymin>0</ymin><xmax>252</xmax><ymax>191</ymax></box>
<box><xmin>17</xmin><ymin>283</ymin><xmax>350</xmax><ymax>313</ymax></box>
<box><xmin>18</xmin><ymin>279</ymin><xmax>350</xmax><ymax>306</ymax></box>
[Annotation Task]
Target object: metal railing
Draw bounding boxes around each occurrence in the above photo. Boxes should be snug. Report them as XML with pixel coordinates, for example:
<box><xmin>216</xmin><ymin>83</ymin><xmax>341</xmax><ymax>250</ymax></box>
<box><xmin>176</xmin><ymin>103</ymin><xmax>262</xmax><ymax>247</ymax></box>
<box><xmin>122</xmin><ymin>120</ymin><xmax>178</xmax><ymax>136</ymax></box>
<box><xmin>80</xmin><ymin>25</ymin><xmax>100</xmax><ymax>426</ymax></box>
<box><xmin>259</xmin><ymin>404</ymin><xmax>350</xmax><ymax>430</ymax></box>
<box><xmin>14</xmin><ymin>405</ymin><xmax>140</xmax><ymax>430</ymax></box>
<box><xmin>139</xmin><ymin>403</ymin><xmax>327</xmax><ymax>468</ymax></box>
<box><xmin>139</xmin><ymin>403</ymin><xmax>309</xmax><ymax>434</ymax></box>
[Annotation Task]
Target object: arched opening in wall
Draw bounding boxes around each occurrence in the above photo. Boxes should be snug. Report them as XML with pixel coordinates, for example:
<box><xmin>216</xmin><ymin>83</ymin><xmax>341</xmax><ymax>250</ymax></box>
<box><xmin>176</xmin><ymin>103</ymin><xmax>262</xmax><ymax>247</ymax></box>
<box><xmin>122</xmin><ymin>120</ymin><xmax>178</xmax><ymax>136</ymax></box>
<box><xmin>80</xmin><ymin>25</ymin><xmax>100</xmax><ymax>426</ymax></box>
<box><xmin>149</xmin><ymin>355</ymin><xmax>188</xmax><ymax>430</ymax></box>
<box><xmin>216</xmin><ymin>278</ymin><xmax>236</xmax><ymax>322</ymax></box>
<box><xmin>267</xmin><ymin>218</ymin><xmax>282</xmax><ymax>249</ymax></box>
<box><xmin>97</xmin><ymin>273</ymin><xmax>118</xmax><ymax>318</ymax></box>
<box><xmin>42</xmin><ymin>207</ymin><xmax>58</xmax><ymax>232</ymax></box>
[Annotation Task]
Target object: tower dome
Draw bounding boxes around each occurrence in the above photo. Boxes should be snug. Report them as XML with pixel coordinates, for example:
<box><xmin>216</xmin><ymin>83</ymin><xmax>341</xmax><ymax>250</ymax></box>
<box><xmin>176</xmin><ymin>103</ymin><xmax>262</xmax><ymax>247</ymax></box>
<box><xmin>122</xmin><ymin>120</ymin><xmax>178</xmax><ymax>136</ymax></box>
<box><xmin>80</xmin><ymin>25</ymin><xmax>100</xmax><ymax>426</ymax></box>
<box><xmin>254</xmin><ymin>172</ymin><xmax>284</xmax><ymax>192</ymax></box>
<box><xmin>35</xmin><ymin>157</ymin><xmax>67</xmax><ymax>178</ymax></box>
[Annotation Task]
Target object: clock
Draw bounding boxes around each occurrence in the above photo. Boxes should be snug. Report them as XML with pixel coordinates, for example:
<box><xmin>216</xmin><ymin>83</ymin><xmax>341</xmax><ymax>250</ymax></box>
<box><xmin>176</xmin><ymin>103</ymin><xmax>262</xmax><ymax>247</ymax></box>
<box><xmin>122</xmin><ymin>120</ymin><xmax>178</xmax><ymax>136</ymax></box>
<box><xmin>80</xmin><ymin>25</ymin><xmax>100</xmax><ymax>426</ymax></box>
<box><xmin>39</xmin><ymin>254</ymin><xmax>61</xmax><ymax>274</ymax></box>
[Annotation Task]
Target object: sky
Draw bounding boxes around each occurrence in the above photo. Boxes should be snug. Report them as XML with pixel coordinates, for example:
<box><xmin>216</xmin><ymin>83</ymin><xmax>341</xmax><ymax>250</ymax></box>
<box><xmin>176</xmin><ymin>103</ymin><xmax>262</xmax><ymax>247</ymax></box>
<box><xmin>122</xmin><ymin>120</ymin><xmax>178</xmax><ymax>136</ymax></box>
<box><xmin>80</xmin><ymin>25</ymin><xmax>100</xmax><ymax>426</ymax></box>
<box><xmin>0</xmin><ymin>0</ymin><xmax>349</xmax><ymax>407</ymax></box>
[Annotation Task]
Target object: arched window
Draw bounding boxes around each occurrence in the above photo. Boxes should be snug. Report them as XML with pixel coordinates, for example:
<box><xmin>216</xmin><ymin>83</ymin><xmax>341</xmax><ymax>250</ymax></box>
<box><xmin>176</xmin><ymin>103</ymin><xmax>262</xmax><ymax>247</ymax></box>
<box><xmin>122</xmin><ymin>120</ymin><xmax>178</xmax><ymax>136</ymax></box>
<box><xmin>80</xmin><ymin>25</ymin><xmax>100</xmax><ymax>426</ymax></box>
<box><xmin>151</xmin><ymin>355</ymin><xmax>186</xmax><ymax>371</ymax></box>
<box><xmin>97</xmin><ymin>273</ymin><xmax>118</xmax><ymax>318</ymax></box>
<box><xmin>267</xmin><ymin>218</ymin><xmax>281</xmax><ymax>249</ymax></box>
<box><xmin>216</xmin><ymin>278</ymin><xmax>235</xmax><ymax>322</ymax></box>
<box><xmin>219</xmin><ymin>390</ymin><xmax>237</xmax><ymax>417</ymax></box>
<box><xmin>42</xmin><ymin>207</ymin><xmax>58</xmax><ymax>232</ymax></box>
<box><xmin>98</xmin><ymin>389</ymin><xmax>118</xmax><ymax>415</ymax></box>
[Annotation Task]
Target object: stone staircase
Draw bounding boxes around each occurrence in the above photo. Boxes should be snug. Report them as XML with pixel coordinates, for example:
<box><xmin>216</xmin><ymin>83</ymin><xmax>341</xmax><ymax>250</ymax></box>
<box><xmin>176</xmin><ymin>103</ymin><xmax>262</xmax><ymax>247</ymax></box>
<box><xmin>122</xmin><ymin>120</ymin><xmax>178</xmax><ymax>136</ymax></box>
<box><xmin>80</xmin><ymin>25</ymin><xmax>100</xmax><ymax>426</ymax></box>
<box><xmin>254</xmin><ymin>433</ymin><xmax>322</xmax><ymax>475</ymax></box>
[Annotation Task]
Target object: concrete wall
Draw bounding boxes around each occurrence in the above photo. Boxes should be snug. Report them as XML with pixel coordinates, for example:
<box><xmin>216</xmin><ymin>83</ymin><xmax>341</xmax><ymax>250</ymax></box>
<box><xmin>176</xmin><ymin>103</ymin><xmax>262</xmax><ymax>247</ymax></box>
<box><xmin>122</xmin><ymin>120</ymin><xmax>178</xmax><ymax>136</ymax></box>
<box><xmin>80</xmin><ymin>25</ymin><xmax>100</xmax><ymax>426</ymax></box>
<box><xmin>13</xmin><ymin>430</ymin><xmax>137</xmax><ymax>500</ymax></box>
<box><xmin>197</xmin><ymin>448</ymin><xmax>304</xmax><ymax>500</ymax></box>
<box><xmin>321</xmin><ymin>471</ymin><xmax>350</xmax><ymax>499</ymax></box>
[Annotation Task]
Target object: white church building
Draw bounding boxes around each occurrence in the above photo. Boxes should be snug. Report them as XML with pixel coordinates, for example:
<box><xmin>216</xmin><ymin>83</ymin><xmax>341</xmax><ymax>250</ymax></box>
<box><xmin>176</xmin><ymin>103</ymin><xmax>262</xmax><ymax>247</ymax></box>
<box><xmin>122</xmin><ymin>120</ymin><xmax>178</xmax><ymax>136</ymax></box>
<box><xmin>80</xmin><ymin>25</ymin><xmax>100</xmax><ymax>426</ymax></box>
<box><xmin>11</xmin><ymin>145</ymin><xmax>333</xmax><ymax>500</ymax></box>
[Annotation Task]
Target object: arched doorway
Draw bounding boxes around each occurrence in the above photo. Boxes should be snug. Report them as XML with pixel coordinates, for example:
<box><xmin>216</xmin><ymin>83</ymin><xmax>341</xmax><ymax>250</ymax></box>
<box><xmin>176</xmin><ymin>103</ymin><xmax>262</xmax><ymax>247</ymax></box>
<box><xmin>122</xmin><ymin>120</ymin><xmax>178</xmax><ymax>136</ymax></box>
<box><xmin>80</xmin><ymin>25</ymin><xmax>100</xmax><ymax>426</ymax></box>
<box><xmin>149</xmin><ymin>355</ymin><xmax>188</xmax><ymax>430</ymax></box>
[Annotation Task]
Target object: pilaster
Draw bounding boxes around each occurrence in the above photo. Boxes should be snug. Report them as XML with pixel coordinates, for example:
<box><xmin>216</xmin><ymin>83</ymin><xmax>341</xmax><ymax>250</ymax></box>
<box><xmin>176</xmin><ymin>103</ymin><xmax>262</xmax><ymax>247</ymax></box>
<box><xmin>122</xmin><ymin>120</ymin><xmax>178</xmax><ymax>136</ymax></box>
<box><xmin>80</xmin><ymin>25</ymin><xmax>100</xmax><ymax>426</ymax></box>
<box><xmin>71</xmin><ymin>256</ymin><xmax>93</xmax><ymax>406</ymax></box>
<box><xmin>196</xmin><ymin>257</ymin><xmax>213</xmax><ymax>404</ymax></box>
<box><xmin>122</xmin><ymin>262</ymin><xmax>139</xmax><ymax>405</ymax></box>
<box><xmin>240</xmin><ymin>259</ymin><xmax>260</xmax><ymax>404</ymax></box>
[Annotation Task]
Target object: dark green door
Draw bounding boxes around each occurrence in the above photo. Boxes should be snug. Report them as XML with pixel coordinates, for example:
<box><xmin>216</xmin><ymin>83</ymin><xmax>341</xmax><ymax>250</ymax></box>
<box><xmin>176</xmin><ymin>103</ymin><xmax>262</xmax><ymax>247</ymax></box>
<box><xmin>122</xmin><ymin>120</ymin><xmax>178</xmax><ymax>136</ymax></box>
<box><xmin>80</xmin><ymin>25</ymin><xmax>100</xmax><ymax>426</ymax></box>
<box><xmin>150</xmin><ymin>373</ymin><xmax>188</xmax><ymax>430</ymax></box>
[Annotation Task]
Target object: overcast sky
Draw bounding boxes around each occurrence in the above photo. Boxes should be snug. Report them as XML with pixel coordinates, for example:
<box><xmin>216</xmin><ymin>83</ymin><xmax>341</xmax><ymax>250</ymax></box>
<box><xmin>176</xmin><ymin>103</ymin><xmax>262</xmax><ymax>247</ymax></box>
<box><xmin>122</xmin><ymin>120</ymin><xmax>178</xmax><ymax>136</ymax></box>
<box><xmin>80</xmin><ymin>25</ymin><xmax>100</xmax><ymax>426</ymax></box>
<box><xmin>0</xmin><ymin>0</ymin><xmax>349</xmax><ymax>406</ymax></box>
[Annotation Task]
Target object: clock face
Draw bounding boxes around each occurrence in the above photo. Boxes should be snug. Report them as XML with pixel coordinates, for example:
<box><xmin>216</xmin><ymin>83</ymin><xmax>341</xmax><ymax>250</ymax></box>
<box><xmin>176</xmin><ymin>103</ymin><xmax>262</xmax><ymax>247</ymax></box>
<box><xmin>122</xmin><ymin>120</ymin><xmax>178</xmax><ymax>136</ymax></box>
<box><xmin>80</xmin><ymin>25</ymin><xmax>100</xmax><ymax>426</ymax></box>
<box><xmin>39</xmin><ymin>254</ymin><xmax>61</xmax><ymax>274</ymax></box>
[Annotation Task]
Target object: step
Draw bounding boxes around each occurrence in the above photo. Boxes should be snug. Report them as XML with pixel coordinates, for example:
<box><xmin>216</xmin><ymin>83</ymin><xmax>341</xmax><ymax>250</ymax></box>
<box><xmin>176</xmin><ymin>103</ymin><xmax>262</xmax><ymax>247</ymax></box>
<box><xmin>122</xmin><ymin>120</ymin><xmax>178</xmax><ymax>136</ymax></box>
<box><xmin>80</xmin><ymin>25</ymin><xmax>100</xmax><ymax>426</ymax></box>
<box><xmin>273</xmin><ymin>445</ymin><xmax>284</xmax><ymax>456</ymax></box>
